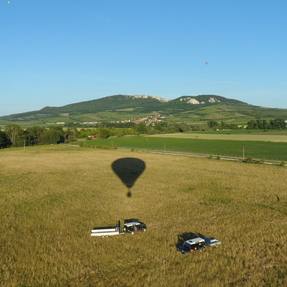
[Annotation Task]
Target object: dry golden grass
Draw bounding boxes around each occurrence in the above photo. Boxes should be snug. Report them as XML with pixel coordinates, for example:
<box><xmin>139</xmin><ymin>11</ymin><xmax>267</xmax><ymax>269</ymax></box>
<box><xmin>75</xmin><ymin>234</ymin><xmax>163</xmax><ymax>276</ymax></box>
<box><xmin>0</xmin><ymin>145</ymin><xmax>286</xmax><ymax>286</ymax></box>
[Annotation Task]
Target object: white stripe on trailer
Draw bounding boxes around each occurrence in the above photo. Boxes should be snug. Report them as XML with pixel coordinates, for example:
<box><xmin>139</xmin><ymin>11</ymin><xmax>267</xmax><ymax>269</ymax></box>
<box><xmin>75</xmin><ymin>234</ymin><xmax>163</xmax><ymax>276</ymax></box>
<box><xmin>91</xmin><ymin>228</ymin><xmax>118</xmax><ymax>233</ymax></box>
<box><xmin>91</xmin><ymin>231</ymin><xmax>120</xmax><ymax>237</ymax></box>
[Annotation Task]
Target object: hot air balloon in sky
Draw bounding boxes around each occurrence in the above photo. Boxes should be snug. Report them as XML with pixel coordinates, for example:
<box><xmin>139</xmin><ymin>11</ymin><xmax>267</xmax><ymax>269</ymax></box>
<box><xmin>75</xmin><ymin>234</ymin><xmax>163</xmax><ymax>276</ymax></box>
<box><xmin>111</xmin><ymin>158</ymin><xmax>146</xmax><ymax>197</ymax></box>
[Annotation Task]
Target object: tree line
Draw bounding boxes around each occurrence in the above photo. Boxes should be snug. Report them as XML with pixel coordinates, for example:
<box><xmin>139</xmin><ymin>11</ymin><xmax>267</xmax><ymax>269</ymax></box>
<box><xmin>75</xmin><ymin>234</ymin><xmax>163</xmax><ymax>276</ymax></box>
<box><xmin>247</xmin><ymin>119</ymin><xmax>287</xmax><ymax>129</ymax></box>
<box><xmin>207</xmin><ymin>119</ymin><xmax>287</xmax><ymax>130</ymax></box>
<box><xmin>78</xmin><ymin>122</ymin><xmax>192</xmax><ymax>139</ymax></box>
<box><xmin>0</xmin><ymin>125</ymin><xmax>77</xmax><ymax>149</ymax></box>
<box><xmin>0</xmin><ymin>122</ymin><xmax>194</xmax><ymax>149</ymax></box>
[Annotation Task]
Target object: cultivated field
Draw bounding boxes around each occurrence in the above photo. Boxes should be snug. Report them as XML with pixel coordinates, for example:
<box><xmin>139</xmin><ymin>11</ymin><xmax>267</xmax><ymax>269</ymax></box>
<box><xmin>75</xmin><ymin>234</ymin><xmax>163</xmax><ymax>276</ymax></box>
<box><xmin>0</xmin><ymin>146</ymin><xmax>286</xmax><ymax>286</ymax></box>
<box><xmin>149</xmin><ymin>132</ymin><xmax>287</xmax><ymax>143</ymax></box>
<box><xmin>81</xmin><ymin>136</ymin><xmax>287</xmax><ymax>161</ymax></box>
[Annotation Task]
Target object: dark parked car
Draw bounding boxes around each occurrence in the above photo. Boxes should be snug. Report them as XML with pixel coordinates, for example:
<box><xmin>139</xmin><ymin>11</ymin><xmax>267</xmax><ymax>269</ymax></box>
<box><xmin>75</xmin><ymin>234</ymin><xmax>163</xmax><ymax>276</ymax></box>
<box><xmin>176</xmin><ymin>232</ymin><xmax>206</xmax><ymax>254</ymax></box>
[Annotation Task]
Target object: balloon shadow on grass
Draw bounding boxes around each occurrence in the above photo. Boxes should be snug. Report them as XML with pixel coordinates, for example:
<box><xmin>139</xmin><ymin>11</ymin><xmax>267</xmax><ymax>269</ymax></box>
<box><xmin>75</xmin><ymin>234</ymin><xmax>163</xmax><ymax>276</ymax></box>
<box><xmin>111</xmin><ymin>158</ymin><xmax>146</xmax><ymax>197</ymax></box>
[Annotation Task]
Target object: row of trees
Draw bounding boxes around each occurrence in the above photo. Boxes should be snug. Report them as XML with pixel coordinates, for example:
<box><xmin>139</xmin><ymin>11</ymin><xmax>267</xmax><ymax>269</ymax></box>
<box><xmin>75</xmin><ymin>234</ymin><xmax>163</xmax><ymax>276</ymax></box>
<box><xmin>207</xmin><ymin>119</ymin><xmax>287</xmax><ymax>130</ymax></box>
<box><xmin>77</xmin><ymin>127</ymin><xmax>136</xmax><ymax>139</ymax></box>
<box><xmin>1</xmin><ymin>122</ymin><xmax>190</xmax><ymax>148</ymax></box>
<box><xmin>0</xmin><ymin>125</ymin><xmax>77</xmax><ymax>149</ymax></box>
<box><xmin>207</xmin><ymin>120</ymin><xmax>245</xmax><ymax>129</ymax></box>
<box><xmin>77</xmin><ymin>122</ymin><xmax>192</xmax><ymax>139</ymax></box>
<box><xmin>247</xmin><ymin>119</ymin><xmax>287</xmax><ymax>129</ymax></box>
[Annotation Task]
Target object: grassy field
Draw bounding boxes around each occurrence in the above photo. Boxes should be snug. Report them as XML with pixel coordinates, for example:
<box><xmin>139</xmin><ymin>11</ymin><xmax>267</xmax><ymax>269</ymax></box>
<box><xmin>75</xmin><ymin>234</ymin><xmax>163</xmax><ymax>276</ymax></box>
<box><xmin>81</xmin><ymin>136</ymin><xmax>287</xmax><ymax>161</ymax></box>
<box><xmin>148</xmin><ymin>132</ymin><xmax>287</xmax><ymax>143</ymax></box>
<box><xmin>0</xmin><ymin>145</ymin><xmax>286</xmax><ymax>286</ymax></box>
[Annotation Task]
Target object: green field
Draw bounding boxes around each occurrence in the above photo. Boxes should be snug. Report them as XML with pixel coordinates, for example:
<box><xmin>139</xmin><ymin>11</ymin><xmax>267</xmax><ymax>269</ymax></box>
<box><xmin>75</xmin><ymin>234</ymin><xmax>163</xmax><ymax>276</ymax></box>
<box><xmin>0</xmin><ymin>146</ymin><xmax>286</xmax><ymax>286</ymax></box>
<box><xmin>81</xmin><ymin>136</ymin><xmax>287</xmax><ymax>161</ymax></box>
<box><xmin>149</xmin><ymin>132</ymin><xmax>287</xmax><ymax>142</ymax></box>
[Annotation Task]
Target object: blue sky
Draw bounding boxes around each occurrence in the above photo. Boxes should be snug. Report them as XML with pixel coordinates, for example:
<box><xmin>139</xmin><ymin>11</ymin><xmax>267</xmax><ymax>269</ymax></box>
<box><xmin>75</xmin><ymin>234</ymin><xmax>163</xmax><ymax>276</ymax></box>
<box><xmin>0</xmin><ymin>0</ymin><xmax>286</xmax><ymax>115</ymax></box>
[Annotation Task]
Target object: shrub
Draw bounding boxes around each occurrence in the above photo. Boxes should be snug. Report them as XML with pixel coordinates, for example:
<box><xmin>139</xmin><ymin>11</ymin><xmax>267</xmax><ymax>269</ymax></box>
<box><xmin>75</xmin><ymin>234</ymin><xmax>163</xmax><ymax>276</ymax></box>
<box><xmin>242</xmin><ymin>157</ymin><xmax>253</xmax><ymax>163</ymax></box>
<box><xmin>97</xmin><ymin>128</ymin><xmax>111</xmax><ymax>139</ymax></box>
<box><xmin>0</xmin><ymin>131</ymin><xmax>11</xmax><ymax>148</ymax></box>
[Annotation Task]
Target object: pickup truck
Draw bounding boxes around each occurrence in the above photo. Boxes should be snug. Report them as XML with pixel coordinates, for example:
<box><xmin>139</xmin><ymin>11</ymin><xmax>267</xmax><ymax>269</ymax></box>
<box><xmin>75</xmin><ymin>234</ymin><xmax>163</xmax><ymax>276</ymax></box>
<box><xmin>123</xmin><ymin>219</ymin><xmax>147</xmax><ymax>234</ymax></box>
<box><xmin>91</xmin><ymin>219</ymin><xmax>147</xmax><ymax>237</ymax></box>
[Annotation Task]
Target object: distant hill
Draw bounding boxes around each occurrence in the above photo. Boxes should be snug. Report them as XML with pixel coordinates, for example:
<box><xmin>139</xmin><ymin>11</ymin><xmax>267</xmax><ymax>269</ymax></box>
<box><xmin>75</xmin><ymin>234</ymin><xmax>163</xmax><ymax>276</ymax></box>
<box><xmin>1</xmin><ymin>94</ymin><xmax>287</xmax><ymax>126</ymax></box>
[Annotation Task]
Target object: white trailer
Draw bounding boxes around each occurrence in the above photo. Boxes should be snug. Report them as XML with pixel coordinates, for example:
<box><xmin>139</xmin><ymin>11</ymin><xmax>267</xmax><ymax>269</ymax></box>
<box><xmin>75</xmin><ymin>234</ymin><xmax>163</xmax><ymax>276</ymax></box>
<box><xmin>91</xmin><ymin>221</ymin><xmax>120</xmax><ymax>237</ymax></box>
<box><xmin>91</xmin><ymin>219</ymin><xmax>147</xmax><ymax>237</ymax></box>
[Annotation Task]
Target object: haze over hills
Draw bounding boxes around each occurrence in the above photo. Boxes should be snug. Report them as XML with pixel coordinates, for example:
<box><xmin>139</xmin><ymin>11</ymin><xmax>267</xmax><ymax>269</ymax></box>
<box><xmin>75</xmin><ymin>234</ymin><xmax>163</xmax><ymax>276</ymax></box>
<box><xmin>1</xmin><ymin>94</ymin><xmax>287</xmax><ymax>126</ymax></box>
